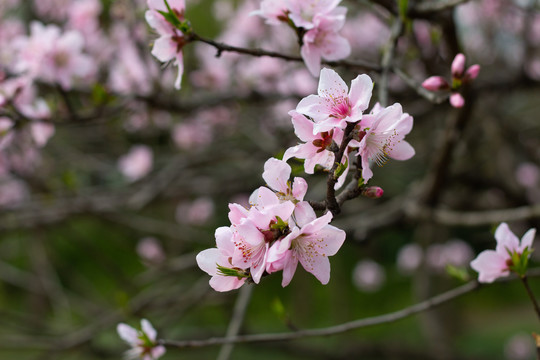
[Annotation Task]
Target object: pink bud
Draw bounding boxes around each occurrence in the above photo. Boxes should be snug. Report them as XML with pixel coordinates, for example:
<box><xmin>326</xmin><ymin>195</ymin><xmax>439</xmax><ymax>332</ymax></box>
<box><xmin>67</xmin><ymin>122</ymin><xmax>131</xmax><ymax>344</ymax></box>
<box><xmin>362</xmin><ymin>186</ymin><xmax>384</xmax><ymax>198</ymax></box>
<box><xmin>421</xmin><ymin>76</ymin><xmax>449</xmax><ymax>91</ymax></box>
<box><xmin>464</xmin><ymin>64</ymin><xmax>480</xmax><ymax>82</ymax></box>
<box><xmin>449</xmin><ymin>92</ymin><xmax>465</xmax><ymax>108</ymax></box>
<box><xmin>451</xmin><ymin>53</ymin><xmax>466</xmax><ymax>78</ymax></box>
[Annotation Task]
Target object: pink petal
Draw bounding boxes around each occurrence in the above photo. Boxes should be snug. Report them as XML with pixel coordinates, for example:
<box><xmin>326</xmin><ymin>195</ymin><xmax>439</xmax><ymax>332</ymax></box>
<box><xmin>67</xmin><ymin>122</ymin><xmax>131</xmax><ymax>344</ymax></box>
<box><xmin>196</xmin><ymin>248</ymin><xmax>221</xmax><ymax>276</ymax></box>
<box><xmin>263</xmin><ymin>158</ymin><xmax>290</xmax><ymax>193</ymax></box>
<box><xmin>348</xmin><ymin>74</ymin><xmax>373</xmax><ymax>114</ymax></box>
<box><xmin>319</xmin><ymin>33</ymin><xmax>351</xmax><ymax>61</ymax></box>
<box><xmin>151</xmin><ymin>36</ymin><xmax>177</xmax><ymax>62</ymax></box>
<box><xmin>470</xmin><ymin>250</ymin><xmax>508</xmax><ymax>283</ymax></box>
<box><xmin>117</xmin><ymin>323</ymin><xmax>138</xmax><ymax>345</ymax></box>
<box><xmin>141</xmin><ymin>319</ymin><xmax>157</xmax><ymax>341</ymax></box>
<box><xmin>281</xmin><ymin>252</ymin><xmax>298</xmax><ymax>287</ymax></box>
<box><xmin>301</xmin><ymin>42</ymin><xmax>322</xmax><ymax>77</ymax></box>
<box><xmin>387</xmin><ymin>140</ymin><xmax>415</xmax><ymax>161</ymax></box>
<box><xmin>300</xmin><ymin>250</ymin><xmax>331</xmax><ymax>284</ymax></box>
<box><xmin>295</xmin><ymin>95</ymin><xmax>329</xmax><ymax>123</ymax></box>
<box><xmin>293</xmin><ymin>201</ymin><xmax>317</xmax><ymax>227</ymax></box>
<box><xmin>519</xmin><ymin>228</ymin><xmax>536</xmax><ymax>252</ymax></box>
<box><xmin>289</xmin><ymin>110</ymin><xmax>316</xmax><ymax>142</ymax></box>
<box><xmin>318</xmin><ymin>67</ymin><xmax>348</xmax><ymax>98</ymax></box>
<box><xmin>292</xmin><ymin>177</ymin><xmax>308</xmax><ymax>200</ymax></box>
<box><xmin>209</xmin><ymin>275</ymin><xmax>245</xmax><ymax>292</ymax></box>
<box><xmin>173</xmin><ymin>52</ymin><xmax>184</xmax><ymax>89</ymax></box>
<box><xmin>495</xmin><ymin>222</ymin><xmax>520</xmax><ymax>255</ymax></box>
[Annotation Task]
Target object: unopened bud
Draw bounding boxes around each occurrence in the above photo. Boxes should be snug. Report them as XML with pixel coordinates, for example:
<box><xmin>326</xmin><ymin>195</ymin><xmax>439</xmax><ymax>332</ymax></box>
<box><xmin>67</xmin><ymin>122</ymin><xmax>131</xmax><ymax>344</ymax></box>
<box><xmin>449</xmin><ymin>92</ymin><xmax>465</xmax><ymax>108</ymax></box>
<box><xmin>451</xmin><ymin>53</ymin><xmax>466</xmax><ymax>78</ymax></box>
<box><xmin>464</xmin><ymin>64</ymin><xmax>480</xmax><ymax>82</ymax></box>
<box><xmin>362</xmin><ymin>186</ymin><xmax>384</xmax><ymax>198</ymax></box>
<box><xmin>421</xmin><ymin>76</ymin><xmax>449</xmax><ymax>91</ymax></box>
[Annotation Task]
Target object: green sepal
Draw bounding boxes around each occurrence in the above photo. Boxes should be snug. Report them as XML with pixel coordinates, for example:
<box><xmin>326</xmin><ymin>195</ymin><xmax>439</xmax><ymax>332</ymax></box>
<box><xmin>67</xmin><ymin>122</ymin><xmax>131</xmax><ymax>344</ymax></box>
<box><xmin>334</xmin><ymin>156</ymin><xmax>349</xmax><ymax>179</ymax></box>
<box><xmin>217</xmin><ymin>264</ymin><xmax>250</xmax><ymax>279</ymax></box>
<box><xmin>270</xmin><ymin>216</ymin><xmax>288</xmax><ymax>231</ymax></box>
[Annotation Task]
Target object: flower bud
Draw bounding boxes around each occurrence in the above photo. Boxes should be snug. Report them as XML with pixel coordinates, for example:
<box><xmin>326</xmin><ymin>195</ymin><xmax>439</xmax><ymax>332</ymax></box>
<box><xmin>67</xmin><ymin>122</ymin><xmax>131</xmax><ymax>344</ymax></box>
<box><xmin>449</xmin><ymin>92</ymin><xmax>465</xmax><ymax>108</ymax></box>
<box><xmin>464</xmin><ymin>64</ymin><xmax>480</xmax><ymax>82</ymax></box>
<box><xmin>451</xmin><ymin>53</ymin><xmax>466</xmax><ymax>78</ymax></box>
<box><xmin>362</xmin><ymin>186</ymin><xmax>384</xmax><ymax>198</ymax></box>
<box><xmin>421</xmin><ymin>76</ymin><xmax>449</xmax><ymax>91</ymax></box>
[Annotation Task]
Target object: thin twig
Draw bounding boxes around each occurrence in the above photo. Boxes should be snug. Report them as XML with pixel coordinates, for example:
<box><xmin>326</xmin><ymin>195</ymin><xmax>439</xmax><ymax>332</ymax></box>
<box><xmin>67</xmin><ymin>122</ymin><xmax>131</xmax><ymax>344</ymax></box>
<box><xmin>520</xmin><ymin>276</ymin><xmax>540</xmax><ymax>322</ymax></box>
<box><xmin>190</xmin><ymin>33</ymin><xmax>381</xmax><ymax>73</ymax></box>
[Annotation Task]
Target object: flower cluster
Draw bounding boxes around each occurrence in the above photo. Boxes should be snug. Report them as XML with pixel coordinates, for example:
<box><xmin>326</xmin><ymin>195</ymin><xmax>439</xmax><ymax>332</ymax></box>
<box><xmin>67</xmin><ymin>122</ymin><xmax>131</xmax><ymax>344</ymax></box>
<box><xmin>197</xmin><ymin>68</ymin><xmax>416</xmax><ymax>291</ymax></box>
<box><xmin>145</xmin><ymin>0</ymin><xmax>187</xmax><ymax>89</ymax></box>
<box><xmin>284</xmin><ymin>68</ymin><xmax>415</xmax><ymax>185</ymax></box>
<box><xmin>197</xmin><ymin>157</ymin><xmax>346</xmax><ymax>291</ymax></box>
<box><xmin>422</xmin><ymin>53</ymin><xmax>480</xmax><ymax>108</ymax></box>
<box><xmin>117</xmin><ymin>319</ymin><xmax>166</xmax><ymax>360</ymax></box>
<box><xmin>13</xmin><ymin>21</ymin><xmax>94</xmax><ymax>90</ymax></box>
<box><xmin>471</xmin><ymin>223</ymin><xmax>535</xmax><ymax>283</ymax></box>
<box><xmin>253</xmin><ymin>0</ymin><xmax>350</xmax><ymax>76</ymax></box>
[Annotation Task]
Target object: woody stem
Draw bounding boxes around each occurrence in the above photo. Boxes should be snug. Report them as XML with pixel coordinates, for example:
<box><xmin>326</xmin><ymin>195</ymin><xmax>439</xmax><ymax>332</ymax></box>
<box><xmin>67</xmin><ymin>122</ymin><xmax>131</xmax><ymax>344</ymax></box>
<box><xmin>520</xmin><ymin>276</ymin><xmax>540</xmax><ymax>322</ymax></box>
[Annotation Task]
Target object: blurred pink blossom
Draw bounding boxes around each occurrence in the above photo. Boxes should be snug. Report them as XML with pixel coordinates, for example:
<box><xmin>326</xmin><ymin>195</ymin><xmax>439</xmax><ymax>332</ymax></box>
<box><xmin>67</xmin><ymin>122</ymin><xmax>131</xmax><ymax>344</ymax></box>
<box><xmin>118</xmin><ymin>145</ymin><xmax>153</xmax><ymax>182</ymax></box>
<box><xmin>352</xmin><ymin>259</ymin><xmax>386</xmax><ymax>292</ymax></box>
<box><xmin>137</xmin><ymin>237</ymin><xmax>166</xmax><ymax>264</ymax></box>
<box><xmin>176</xmin><ymin>197</ymin><xmax>215</xmax><ymax>225</ymax></box>
<box><xmin>396</xmin><ymin>243</ymin><xmax>423</xmax><ymax>273</ymax></box>
<box><xmin>515</xmin><ymin>162</ymin><xmax>540</xmax><ymax>188</ymax></box>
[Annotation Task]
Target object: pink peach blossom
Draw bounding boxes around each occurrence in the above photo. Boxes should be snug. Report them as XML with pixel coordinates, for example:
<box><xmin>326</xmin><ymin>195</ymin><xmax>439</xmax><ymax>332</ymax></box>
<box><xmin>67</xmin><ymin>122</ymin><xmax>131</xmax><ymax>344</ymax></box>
<box><xmin>145</xmin><ymin>0</ymin><xmax>187</xmax><ymax>89</ymax></box>
<box><xmin>267</xmin><ymin>201</ymin><xmax>345</xmax><ymax>286</ymax></box>
<box><xmin>283</xmin><ymin>110</ymin><xmax>344</xmax><ymax>175</ymax></box>
<box><xmin>296</xmin><ymin>68</ymin><xmax>372</xmax><ymax>133</ymax></box>
<box><xmin>300</xmin><ymin>13</ymin><xmax>350</xmax><ymax>77</ymax></box>
<box><xmin>470</xmin><ymin>223</ymin><xmax>535</xmax><ymax>283</ymax></box>
<box><xmin>117</xmin><ymin>319</ymin><xmax>166</xmax><ymax>360</ymax></box>
<box><xmin>354</xmin><ymin>103</ymin><xmax>415</xmax><ymax>181</ymax></box>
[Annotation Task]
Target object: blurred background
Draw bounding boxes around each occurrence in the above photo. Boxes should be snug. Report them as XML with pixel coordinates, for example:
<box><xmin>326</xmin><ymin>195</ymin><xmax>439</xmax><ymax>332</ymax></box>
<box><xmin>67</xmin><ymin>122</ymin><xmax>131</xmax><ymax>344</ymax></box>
<box><xmin>0</xmin><ymin>0</ymin><xmax>540</xmax><ymax>359</ymax></box>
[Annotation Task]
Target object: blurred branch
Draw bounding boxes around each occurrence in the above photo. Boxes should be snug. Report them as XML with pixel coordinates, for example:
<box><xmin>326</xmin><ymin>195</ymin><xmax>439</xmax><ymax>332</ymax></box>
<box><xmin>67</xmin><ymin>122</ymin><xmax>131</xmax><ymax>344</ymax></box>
<box><xmin>406</xmin><ymin>202</ymin><xmax>540</xmax><ymax>226</ymax></box>
<box><xmin>161</xmin><ymin>269</ymin><xmax>540</xmax><ymax>349</ymax></box>
<box><xmin>379</xmin><ymin>18</ymin><xmax>403</xmax><ymax>107</ymax></box>
<box><xmin>189</xmin><ymin>33</ymin><xmax>382</xmax><ymax>73</ymax></box>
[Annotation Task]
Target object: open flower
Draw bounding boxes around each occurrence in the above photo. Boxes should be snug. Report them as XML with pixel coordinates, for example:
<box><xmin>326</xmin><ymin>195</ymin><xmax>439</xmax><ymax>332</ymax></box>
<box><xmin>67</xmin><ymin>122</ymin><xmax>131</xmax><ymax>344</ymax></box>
<box><xmin>353</xmin><ymin>103</ymin><xmax>415</xmax><ymax>181</ymax></box>
<box><xmin>266</xmin><ymin>202</ymin><xmax>346</xmax><ymax>286</ymax></box>
<box><xmin>117</xmin><ymin>319</ymin><xmax>166</xmax><ymax>360</ymax></box>
<box><xmin>471</xmin><ymin>223</ymin><xmax>535</xmax><ymax>283</ymax></box>
<box><xmin>145</xmin><ymin>0</ymin><xmax>187</xmax><ymax>89</ymax></box>
<box><xmin>296</xmin><ymin>68</ymin><xmax>372</xmax><ymax>133</ymax></box>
